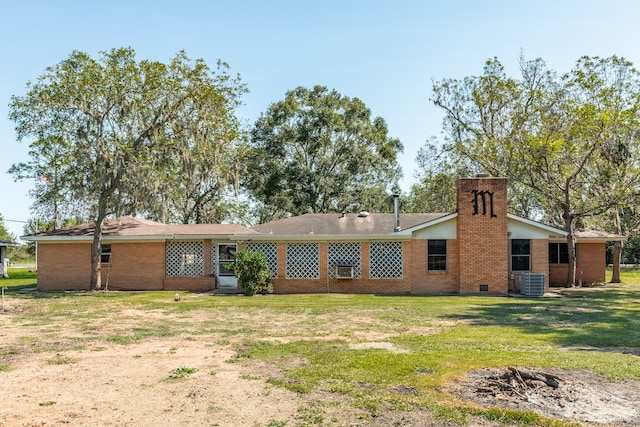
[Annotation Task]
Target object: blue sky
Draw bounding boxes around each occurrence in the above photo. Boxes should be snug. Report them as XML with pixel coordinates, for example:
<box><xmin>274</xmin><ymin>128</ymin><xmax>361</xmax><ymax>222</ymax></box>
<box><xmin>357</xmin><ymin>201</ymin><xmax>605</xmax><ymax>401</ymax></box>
<box><xmin>2</xmin><ymin>0</ymin><xmax>640</xmax><ymax>239</ymax></box>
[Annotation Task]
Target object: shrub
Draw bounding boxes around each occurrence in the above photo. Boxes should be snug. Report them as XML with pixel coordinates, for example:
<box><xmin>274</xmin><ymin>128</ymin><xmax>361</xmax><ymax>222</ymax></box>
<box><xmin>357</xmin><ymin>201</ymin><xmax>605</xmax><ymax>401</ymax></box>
<box><xmin>225</xmin><ymin>249</ymin><xmax>273</xmax><ymax>296</ymax></box>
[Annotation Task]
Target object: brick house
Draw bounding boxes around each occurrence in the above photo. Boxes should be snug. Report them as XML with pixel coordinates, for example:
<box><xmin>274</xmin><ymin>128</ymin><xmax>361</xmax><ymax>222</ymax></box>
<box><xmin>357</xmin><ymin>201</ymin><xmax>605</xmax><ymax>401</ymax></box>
<box><xmin>25</xmin><ymin>176</ymin><xmax>622</xmax><ymax>293</ymax></box>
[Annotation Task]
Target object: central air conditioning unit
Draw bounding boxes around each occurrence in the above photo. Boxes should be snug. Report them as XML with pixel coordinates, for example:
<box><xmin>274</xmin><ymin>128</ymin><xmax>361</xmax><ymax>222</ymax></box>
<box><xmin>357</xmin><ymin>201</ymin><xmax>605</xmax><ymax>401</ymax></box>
<box><xmin>335</xmin><ymin>265</ymin><xmax>354</xmax><ymax>279</ymax></box>
<box><xmin>520</xmin><ymin>273</ymin><xmax>545</xmax><ymax>296</ymax></box>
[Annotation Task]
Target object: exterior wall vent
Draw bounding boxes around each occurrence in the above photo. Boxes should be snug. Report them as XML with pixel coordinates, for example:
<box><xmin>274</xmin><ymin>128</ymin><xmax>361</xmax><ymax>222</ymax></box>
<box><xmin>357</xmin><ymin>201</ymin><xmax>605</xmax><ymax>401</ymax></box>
<box><xmin>335</xmin><ymin>265</ymin><xmax>354</xmax><ymax>279</ymax></box>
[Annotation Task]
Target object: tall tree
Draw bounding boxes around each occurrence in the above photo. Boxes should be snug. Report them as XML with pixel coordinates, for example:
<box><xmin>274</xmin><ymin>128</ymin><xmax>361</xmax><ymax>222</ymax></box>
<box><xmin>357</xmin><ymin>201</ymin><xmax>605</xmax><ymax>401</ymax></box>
<box><xmin>246</xmin><ymin>85</ymin><xmax>403</xmax><ymax>222</ymax></box>
<box><xmin>406</xmin><ymin>139</ymin><xmax>461</xmax><ymax>213</ymax></box>
<box><xmin>432</xmin><ymin>56</ymin><xmax>640</xmax><ymax>286</ymax></box>
<box><xmin>9</xmin><ymin>48</ymin><xmax>246</xmax><ymax>290</ymax></box>
<box><xmin>0</xmin><ymin>214</ymin><xmax>17</xmax><ymax>242</ymax></box>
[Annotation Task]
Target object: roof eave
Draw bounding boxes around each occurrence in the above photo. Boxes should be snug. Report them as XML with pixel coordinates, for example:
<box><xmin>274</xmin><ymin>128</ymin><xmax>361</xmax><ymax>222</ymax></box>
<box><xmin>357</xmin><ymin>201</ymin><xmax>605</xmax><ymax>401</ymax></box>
<box><xmin>246</xmin><ymin>233</ymin><xmax>413</xmax><ymax>241</ymax></box>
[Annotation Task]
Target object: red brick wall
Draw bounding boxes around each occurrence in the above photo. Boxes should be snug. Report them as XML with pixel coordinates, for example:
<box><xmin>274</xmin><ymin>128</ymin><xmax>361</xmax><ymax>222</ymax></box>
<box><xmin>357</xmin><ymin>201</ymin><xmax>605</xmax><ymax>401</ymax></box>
<box><xmin>37</xmin><ymin>243</ymin><xmax>91</xmax><ymax>290</ymax></box>
<box><xmin>102</xmin><ymin>242</ymin><xmax>166</xmax><ymax>290</ymax></box>
<box><xmin>549</xmin><ymin>243</ymin><xmax>605</xmax><ymax>285</ymax></box>
<box><xmin>37</xmin><ymin>240</ymin><xmax>216</xmax><ymax>291</ymax></box>
<box><xmin>163</xmin><ymin>240</ymin><xmax>216</xmax><ymax>291</ymax></box>
<box><xmin>511</xmin><ymin>239</ymin><xmax>549</xmax><ymax>292</ymax></box>
<box><xmin>410</xmin><ymin>239</ymin><xmax>460</xmax><ymax>294</ymax></box>
<box><xmin>456</xmin><ymin>177</ymin><xmax>509</xmax><ymax>294</ymax></box>
<box><xmin>270</xmin><ymin>241</ymin><xmax>413</xmax><ymax>294</ymax></box>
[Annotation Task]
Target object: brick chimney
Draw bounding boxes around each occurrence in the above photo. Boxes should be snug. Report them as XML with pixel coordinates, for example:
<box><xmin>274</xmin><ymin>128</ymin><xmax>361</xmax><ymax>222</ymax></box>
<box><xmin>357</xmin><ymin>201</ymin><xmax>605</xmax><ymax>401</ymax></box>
<box><xmin>456</xmin><ymin>176</ymin><xmax>509</xmax><ymax>294</ymax></box>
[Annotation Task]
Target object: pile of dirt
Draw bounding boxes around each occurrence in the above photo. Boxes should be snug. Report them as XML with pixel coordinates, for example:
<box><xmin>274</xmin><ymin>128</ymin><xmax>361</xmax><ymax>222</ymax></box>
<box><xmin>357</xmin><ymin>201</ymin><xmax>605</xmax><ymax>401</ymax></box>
<box><xmin>446</xmin><ymin>367</ymin><xmax>640</xmax><ymax>426</ymax></box>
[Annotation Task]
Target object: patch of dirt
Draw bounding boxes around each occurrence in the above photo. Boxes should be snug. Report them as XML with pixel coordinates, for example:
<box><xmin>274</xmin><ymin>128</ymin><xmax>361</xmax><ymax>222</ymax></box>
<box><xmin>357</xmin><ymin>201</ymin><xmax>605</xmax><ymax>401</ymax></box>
<box><xmin>2</xmin><ymin>296</ymin><xmax>640</xmax><ymax>427</ymax></box>
<box><xmin>445</xmin><ymin>367</ymin><xmax>640</xmax><ymax>426</ymax></box>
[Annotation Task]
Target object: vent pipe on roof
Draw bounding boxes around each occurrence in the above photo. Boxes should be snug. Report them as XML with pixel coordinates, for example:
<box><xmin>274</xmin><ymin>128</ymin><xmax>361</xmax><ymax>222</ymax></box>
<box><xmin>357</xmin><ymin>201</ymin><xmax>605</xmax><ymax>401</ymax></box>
<box><xmin>393</xmin><ymin>194</ymin><xmax>401</xmax><ymax>232</ymax></box>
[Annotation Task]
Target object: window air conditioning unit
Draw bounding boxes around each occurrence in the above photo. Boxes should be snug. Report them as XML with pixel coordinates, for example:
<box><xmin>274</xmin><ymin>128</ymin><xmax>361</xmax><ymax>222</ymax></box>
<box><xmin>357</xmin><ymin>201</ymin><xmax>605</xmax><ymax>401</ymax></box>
<box><xmin>335</xmin><ymin>265</ymin><xmax>354</xmax><ymax>279</ymax></box>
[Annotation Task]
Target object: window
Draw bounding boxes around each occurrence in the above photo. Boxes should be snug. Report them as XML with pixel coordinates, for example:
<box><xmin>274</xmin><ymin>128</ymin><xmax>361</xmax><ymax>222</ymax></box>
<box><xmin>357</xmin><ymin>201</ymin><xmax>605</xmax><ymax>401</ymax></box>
<box><xmin>511</xmin><ymin>239</ymin><xmax>530</xmax><ymax>271</ymax></box>
<box><xmin>286</xmin><ymin>243</ymin><xmax>320</xmax><ymax>279</ymax></box>
<box><xmin>101</xmin><ymin>244</ymin><xmax>112</xmax><ymax>264</ymax></box>
<box><xmin>369</xmin><ymin>242</ymin><xmax>403</xmax><ymax>279</ymax></box>
<box><xmin>328</xmin><ymin>242</ymin><xmax>362</xmax><ymax>279</ymax></box>
<box><xmin>218</xmin><ymin>244</ymin><xmax>237</xmax><ymax>276</ymax></box>
<box><xmin>427</xmin><ymin>240</ymin><xmax>447</xmax><ymax>271</ymax></box>
<box><xmin>166</xmin><ymin>241</ymin><xmax>204</xmax><ymax>277</ymax></box>
<box><xmin>245</xmin><ymin>242</ymin><xmax>278</xmax><ymax>278</ymax></box>
<box><xmin>549</xmin><ymin>243</ymin><xmax>569</xmax><ymax>264</ymax></box>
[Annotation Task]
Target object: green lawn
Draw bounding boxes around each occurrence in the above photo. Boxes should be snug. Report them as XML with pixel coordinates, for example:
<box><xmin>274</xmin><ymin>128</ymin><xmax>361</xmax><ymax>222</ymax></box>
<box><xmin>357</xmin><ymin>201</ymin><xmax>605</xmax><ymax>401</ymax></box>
<box><xmin>2</xmin><ymin>266</ymin><xmax>640</xmax><ymax>426</ymax></box>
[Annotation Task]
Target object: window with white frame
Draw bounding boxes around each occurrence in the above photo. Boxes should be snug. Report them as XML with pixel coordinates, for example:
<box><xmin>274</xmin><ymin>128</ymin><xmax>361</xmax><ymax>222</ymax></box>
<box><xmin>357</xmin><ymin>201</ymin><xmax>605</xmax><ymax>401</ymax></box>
<box><xmin>286</xmin><ymin>243</ymin><xmax>319</xmax><ymax>279</ymax></box>
<box><xmin>369</xmin><ymin>241</ymin><xmax>403</xmax><ymax>279</ymax></box>
<box><xmin>166</xmin><ymin>241</ymin><xmax>204</xmax><ymax>277</ymax></box>
<box><xmin>328</xmin><ymin>242</ymin><xmax>362</xmax><ymax>279</ymax></box>
<box><xmin>511</xmin><ymin>239</ymin><xmax>530</xmax><ymax>271</ymax></box>
<box><xmin>246</xmin><ymin>242</ymin><xmax>278</xmax><ymax>278</ymax></box>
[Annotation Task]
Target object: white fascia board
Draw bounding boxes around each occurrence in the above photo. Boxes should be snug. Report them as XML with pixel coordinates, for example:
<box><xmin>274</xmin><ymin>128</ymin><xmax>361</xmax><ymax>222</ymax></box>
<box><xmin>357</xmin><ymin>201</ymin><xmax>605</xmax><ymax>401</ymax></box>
<box><xmin>507</xmin><ymin>214</ymin><xmax>568</xmax><ymax>236</ymax></box>
<box><xmin>168</xmin><ymin>234</ymin><xmax>255</xmax><ymax>241</ymax></box>
<box><xmin>24</xmin><ymin>233</ymin><xmax>259</xmax><ymax>243</ymax></box>
<box><xmin>550</xmin><ymin>236</ymin><xmax>626</xmax><ymax>243</ymax></box>
<box><xmin>24</xmin><ymin>235</ymin><xmax>175</xmax><ymax>243</ymax></box>
<box><xmin>398</xmin><ymin>212</ymin><xmax>458</xmax><ymax>235</ymax></box>
<box><xmin>244</xmin><ymin>234</ymin><xmax>412</xmax><ymax>242</ymax></box>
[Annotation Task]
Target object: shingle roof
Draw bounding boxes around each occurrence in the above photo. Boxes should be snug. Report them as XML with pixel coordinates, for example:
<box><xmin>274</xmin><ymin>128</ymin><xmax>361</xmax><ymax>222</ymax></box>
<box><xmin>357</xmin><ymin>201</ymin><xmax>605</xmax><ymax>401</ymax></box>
<box><xmin>574</xmin><ymin>229</ymin><xmax>626</xmax><ymax>240</ymax></box>
<box><xmin>250</xmin><ymin>213</ymin><xmax>451</xmax><ymax>236</ymax></box>
<box><xmin>26</xmin><ymin>216</ymin><xmax>258</xmax><ymax>239</ymax></box>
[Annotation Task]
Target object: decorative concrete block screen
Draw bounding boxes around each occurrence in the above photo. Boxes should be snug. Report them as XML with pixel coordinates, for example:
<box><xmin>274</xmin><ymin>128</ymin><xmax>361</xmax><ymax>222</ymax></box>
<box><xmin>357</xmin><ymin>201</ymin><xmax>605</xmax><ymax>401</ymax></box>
<box><xmin>328</xmin><ymin>242</ymin><xmax>362</xmax><ymax>279</ymax></box>
<box><xmin>246</xmin><ymin>242</ymin><xmax>278</xmax><ymax>278</ymax></box>
<box><xmin>286</xmin><ymin>243</ymin><xmax>320</xmax><ymax>279</ymax></box>
<box><xmin>166</xmin><ymin>241</ymin><xmax>204</xmax><ymax>277</ymax></box>
<box><xmin>369</xmin><ymin>241</ymin><xmax>403</xmax><ymax>279</ymax></box>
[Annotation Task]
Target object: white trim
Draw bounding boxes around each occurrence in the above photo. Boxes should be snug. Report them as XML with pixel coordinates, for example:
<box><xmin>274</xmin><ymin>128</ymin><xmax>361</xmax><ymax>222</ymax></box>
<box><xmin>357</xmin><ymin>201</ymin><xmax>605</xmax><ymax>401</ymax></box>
<box><xmin>507</xmin><ymin>214</ymin><xmax>568</xmax><ymax>236</ymax></box>
<box><xmin>399</xmin><ymin>212</ymin><xmax>458</xmax><ymax>235</ymax></box>
<box><xmin>244</xmin><ymin>234</ymin><xmax>412</xmax><ymax>242</ymax></box>
<box><xmin>22</xmin><ymin>234</ymin><xmax>249</xmax><ymax>243</ymax></box>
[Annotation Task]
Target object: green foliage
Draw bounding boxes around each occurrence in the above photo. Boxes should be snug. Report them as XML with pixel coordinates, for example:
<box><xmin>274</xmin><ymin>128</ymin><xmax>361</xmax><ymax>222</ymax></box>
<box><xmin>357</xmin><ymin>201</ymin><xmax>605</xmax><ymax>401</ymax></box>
<box><xmin>226</xmin><ymin>248</ymin><xmax>273</xmax><ymax>295</ymax></box>
<box><xmin>48</xmin><ymin>353</ymin><xmax>75</xmax><ymax>365</ymax></box>
<box><xmin>9</xmin><ymin>48</ymin><xmax>247</xmax><ymax>289</ymax></box>
<box><xmin>246</xmin><ymin>85</ymin><xmax>403</xmax><ymax>222</ymax></box>
<box><xmin>4</xmin><ymin>276</ymin><xmax>640</xmax><ymax>425</ymax></box>
<box><xmin>3</xmin><ymin>268</ymin><xmax>37</xmax><ymax>290</ymax></box>
<box><xmin>431</xmin><ymin>55</ymin><xmax>640</xmax><ymax>285</ymax></box>
<box><xmin>168</xmin><ymin>366</ymin><xmax>198</xmax><ymax>379</ymax></box>
<box><xmin>0</xmin><ymin>214</ymin><xmax>17</xmax><ymax>242</ymax></box>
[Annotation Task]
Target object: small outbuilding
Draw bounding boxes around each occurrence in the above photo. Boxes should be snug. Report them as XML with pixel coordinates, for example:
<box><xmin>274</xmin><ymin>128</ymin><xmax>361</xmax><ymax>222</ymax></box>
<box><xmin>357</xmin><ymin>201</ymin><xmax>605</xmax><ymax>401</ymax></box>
<box><xmin>0</xmin><ymin>239</ymin><xmax>20</xmax><ymax>278</ymax></box>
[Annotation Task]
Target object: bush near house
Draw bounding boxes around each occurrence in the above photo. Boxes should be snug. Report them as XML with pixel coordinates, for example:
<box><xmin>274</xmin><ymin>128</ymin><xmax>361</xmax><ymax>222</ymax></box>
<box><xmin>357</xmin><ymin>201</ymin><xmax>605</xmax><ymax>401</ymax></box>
<box><xmin>226</xmin><ymin>249</ymin><xmax>273</xmax><ymax>296</ymax></box>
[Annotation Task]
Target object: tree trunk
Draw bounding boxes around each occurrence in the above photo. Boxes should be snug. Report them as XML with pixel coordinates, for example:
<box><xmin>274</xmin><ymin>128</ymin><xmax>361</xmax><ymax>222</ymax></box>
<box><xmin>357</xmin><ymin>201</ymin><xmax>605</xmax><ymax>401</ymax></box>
<box><xmin>611</xmin><ymin>241</ymin><xmax>623</xmax><ymax>283</ymax></box>
<box><xmin>564</xmin><ymin>213</ymin><xmax>577</xmax><ymax>287</ymax></box>
<box><xmin>89</xmin><ymin>198</ymin><xmax>108</xmax><ymax>290</ymax></box>
<box><xmin>610</xmin><ymin>208</ymin><xmax>623</xmax><ymax>283</ymax></box>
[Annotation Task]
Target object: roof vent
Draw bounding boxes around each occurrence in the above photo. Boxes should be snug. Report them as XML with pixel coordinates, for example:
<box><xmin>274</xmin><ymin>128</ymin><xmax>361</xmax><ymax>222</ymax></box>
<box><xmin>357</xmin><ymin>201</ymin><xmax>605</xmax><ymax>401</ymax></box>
<box><xmin>357</xmin><ymin>211</ymin><xmax>369</xmax><ymax>218</ymax></box>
